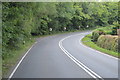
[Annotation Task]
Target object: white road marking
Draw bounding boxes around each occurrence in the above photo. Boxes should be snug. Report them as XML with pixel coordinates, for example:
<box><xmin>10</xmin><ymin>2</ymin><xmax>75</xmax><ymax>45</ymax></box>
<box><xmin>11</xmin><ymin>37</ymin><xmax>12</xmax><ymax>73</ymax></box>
<box><xmin>8</xmin><ymin>32</ymin><xmax>118</xmax><ymax>79</ymax></box>
<box><xmin>8</xmin><ymin>42</ymin><xmax>37</xmax><ymax>79</ymax></box>
<box><xmin>79</xmin><ymin>36</ymin><xmax>118</xmax><ymax>60</ymax></box>
<box><xmin>59</xmin><ymin>33</ymin><xmax>103</xmax><ymax>80</ymax></box>
<box><xmin>8</xmin><ymin>35</ymin><xmax>57</xmax><ymax>79</ymax></box>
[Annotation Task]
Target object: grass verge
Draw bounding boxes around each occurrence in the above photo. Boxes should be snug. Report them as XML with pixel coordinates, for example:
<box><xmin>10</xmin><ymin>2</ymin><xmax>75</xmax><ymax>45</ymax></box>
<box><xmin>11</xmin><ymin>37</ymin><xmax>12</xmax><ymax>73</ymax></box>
<box><xmin>82</xmin><ymin>34</ymin><xmax>118</xmax><ymax>58</ymax></box>
<box><xmin>0</xmin><ymin>56</ymin><xmax>2</xmax><ymax>79</ymax></box>
<box><xmin>2</xmin><ymin>38</ymin><xmax>35</xmax><ymax>77</ymax></box>
<box><xmin>2</xmin><ymin>28</ymin><xmax>94</xmax><ymax>77</ymax></box>
<box><xmin>2</xmin><ymin>29</ymin><xmax>82</xmax><ymax>77</ymax></box>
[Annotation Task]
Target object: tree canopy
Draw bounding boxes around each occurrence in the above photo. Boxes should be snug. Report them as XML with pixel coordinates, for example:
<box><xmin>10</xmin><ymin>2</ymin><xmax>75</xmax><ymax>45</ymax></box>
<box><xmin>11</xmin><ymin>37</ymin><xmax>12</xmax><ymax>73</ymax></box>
<box><xmin>2</xmin><ymin>2</ymin><xmax>118</xmax><ymax>58</ymax></box>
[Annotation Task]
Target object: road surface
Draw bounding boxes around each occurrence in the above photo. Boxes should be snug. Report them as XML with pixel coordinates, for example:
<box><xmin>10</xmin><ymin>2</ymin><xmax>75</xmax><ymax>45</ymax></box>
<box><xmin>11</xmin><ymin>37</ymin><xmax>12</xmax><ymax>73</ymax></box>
<box><xmin>8</xmin><ymin>31</ymin><xmax>118</xmax><ymax>79</ymax></box>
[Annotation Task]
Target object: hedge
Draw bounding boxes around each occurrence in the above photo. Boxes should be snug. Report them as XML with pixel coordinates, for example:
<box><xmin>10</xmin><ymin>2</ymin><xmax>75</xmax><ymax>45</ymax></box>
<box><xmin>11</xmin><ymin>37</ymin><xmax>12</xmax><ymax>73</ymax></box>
<box><xmin>92</xmin><ymin>30</ymin><xmax>105</xmax><ymax>42</ymax></box>
<box><xmin>111</xmin><ymin>22</ymin><xmax>120</xmax><ymax>35</ymax></box>
<box><xmin>97</xmin><ymin>35</ymin><xmax>119</xmax><ymax>52</ymax></box>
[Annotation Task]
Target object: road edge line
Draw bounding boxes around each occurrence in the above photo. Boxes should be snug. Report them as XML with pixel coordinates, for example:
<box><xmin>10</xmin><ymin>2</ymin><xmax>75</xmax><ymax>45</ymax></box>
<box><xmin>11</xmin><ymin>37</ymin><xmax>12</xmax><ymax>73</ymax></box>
<box><xmin>8</xmin><ymin>42</ymin><xmax>37</xmax><ymax>79</ymax></box>
<box><xmin>79</xmin><ymin>36</ymin><xmax>118</xmax><ymax>60</ymax></box>
<box><xmin>58</xmin><ymin>33</ymin><xmax>103</xmax><ymax>79</ymax></box>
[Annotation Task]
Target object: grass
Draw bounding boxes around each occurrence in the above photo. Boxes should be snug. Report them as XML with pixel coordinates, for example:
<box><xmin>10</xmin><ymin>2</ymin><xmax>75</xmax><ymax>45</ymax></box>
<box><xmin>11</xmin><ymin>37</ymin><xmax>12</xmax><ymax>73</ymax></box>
<box><xmin>0</xmin><ymin>61</ymin><xmax>1</xmax><ymax>78</ymax></box>
<box><xmin>82</xmin><ymin>34</ymin><xmax>118</xmax><ymax>58</ymax></box>
<box><xmin>2</xmin><ymin>38</ymin><xmax>35</xmax><ymax>77</ymax></box>
<box><xmin>0</xmin><ymin>36</ymin><xmax>1</xmax><ymax>79</ymax></box>
<box><xmin>2</xmin><ymin>28</ymin><xmax>95</xmax><ymax>77</ymax></box>
<box><xmin>33</xmin><ymin>28</ymin><xmax>93</xmax><ymax>37</ymax></box>
<box><xmin>2</xmin><ymin>29</ymin><xmax>90</xmax><ymax>77</ymax></box>
<box><xmin>94</xmin><ymin>26</ymin><xmax>113</xmax><ymax>34</ymax></box>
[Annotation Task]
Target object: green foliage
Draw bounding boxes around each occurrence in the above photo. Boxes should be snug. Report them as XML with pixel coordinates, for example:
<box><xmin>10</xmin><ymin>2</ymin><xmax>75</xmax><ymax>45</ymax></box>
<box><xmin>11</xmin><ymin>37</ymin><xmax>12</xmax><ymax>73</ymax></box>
<box><xmin>118</xmin><ymin>37</ymin><xmax>120</xmax><ymax>53</ymax></box>
<box><xmin>95</xmin><ymin>26</ymin><xmax>113</xmax><ymax>34</ymax></box>
<box><xmin>2</xmin><ymin>2</ymin><xmax>119</xmax><ymax>76</ymax></box>
<box><xmin>92</xmin><ymin>31</ymin><xmax>100</xmax><ymax>42</ymax></box>
<box><xmin>97</xmin><ymin>35</ymin><xmax>118</xmax><ymax>52</ymax></box>
<box><xmin>92</xmin><ymin>30</ymin><xmax>105</xmax><ymax>42</ymax></box>
<box><xmin>82</xmin><ymin>34</ymin><xmax>118</xmax><ymax>57</ymax></box>
<box><xmin>2</xmin><ymin>2</ymin><xmax>34</xmax><ymax>59</ymax></box>
<box><xmin>2</xmin><ymin>2</ymin><xmax>119</xmax><ymax>59</ymax></box>
<box><xmin>111</xmin><ymin>22</ymin><xmax>120</xmax><ymax>35</ymax></box>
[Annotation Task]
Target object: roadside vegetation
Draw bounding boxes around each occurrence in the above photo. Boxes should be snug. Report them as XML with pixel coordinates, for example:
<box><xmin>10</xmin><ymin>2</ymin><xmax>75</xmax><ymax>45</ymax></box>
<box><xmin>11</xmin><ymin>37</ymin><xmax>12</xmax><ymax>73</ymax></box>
<box><xmin>2</xmin><ymin>2</ymin><xmax>118</xmax><ymax>77</ymax></box>
<box><xmin>82</xmin><ymin>23</ymin><xmax>120</xmax><ymax>58</ymax></box>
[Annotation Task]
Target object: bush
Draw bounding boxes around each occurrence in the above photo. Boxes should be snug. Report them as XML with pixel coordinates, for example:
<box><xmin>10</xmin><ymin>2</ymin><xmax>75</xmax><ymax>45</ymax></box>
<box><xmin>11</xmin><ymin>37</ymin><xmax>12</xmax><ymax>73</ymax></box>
<box><xmin>118</xmin><ymin>37</ymin><xmax>120</xmax><ymax>53</ymax></box>
<box><xmin>111</xmin><ymin>22</ymin><xmax>120</xmax><ymax>35</ymax></box>
<box><xmin>92</xmin><ymin>30</ymin><xmax>105</xmax><ymax>42</ymax></box>
<box><xmin>92</xmin><ymin>31</ymin><xmax>100</xmax><ymax>42</ymax></box>
<box><xmin>97</xmin><ymin>35</ymin><xmax>118</xmax><ymax>52</ymax></box>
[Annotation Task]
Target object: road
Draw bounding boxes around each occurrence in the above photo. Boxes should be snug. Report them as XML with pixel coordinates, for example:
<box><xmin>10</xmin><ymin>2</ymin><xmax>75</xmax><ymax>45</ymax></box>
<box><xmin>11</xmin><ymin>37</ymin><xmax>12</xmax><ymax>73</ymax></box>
<box><xmin>8</xmin><ymin>31</ymin><xmax>118</xmax><ymax>79</ymax></box>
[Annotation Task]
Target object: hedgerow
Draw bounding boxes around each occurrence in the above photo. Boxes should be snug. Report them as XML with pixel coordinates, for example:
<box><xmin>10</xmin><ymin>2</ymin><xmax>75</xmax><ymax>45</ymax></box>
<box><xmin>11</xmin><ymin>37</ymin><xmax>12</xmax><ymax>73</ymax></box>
<box><xmin>97</xmin><ymin>35</ymin><xmax>118</xmax><ymax>52</ymax></box>
<box><xmin>91</xmin><ymin>30</ymin><xmax>105</xmax><ymax>42</ymax></box>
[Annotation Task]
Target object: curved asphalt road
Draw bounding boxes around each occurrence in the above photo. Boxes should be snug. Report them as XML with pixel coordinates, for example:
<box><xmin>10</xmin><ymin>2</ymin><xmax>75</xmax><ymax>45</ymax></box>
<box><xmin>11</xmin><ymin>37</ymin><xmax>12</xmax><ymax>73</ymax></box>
<box><xmin>9</xmin><ymin>31</ymin><xmax>118</xmax><ymax>79</ymax></box>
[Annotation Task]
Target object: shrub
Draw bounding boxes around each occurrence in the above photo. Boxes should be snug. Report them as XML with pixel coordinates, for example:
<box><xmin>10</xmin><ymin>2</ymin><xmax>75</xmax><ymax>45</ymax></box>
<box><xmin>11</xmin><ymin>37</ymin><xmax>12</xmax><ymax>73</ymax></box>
<box><xmin>92</xmin><ymin>30</ymin><xmax>105</xmax><ymax>42</ymax></box>
<box><xmin>97</xmin><ymin>35</ymin><xmax>118</xmax><ymax>52</ymax></box>
<box><xmin>118</xmin><ymin>37</ymin><xmax>120</xmax><ymax>53</ymax></box>
<box><xmin>111</xmin><ymin>22</ymin><xmax>120</xmax><ymax>35</ymax></box>
<box><xmin>92</xmin><ymin>31</ymin><xmax>100</xmax><ymax>42</ymax></box>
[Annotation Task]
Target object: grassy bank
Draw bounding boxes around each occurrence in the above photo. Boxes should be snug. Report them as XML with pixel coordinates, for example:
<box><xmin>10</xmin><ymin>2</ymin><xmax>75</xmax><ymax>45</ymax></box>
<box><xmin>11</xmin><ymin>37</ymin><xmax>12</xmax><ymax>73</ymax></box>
<box><xmin>2</xmin><ymin>29</ymin><xmax>84</xmax><ymax>77</ymax></box>
<box><xmin>2</xmin><ymin>38</ymin><xmax>35</xmax><ymax>77</ymax></box>
<box><xmin>0</xmin><ymin>57</ymin><xmax>2</xmax><ymax>79</ymax></box>
<box><xmin>0</xmin><ymin>32</ymin><xmax>2</xmax><ymax>79</ymax></box>
<box><xmin>82</xmin><ymin>34</ymin><xmax>118</xmax><ymax>58</ymax></box>
<box><xmin>94</xmin><ymin>26</ymin><xmax>113</xmax><ymax>33</ymax></box>
<box><xmin>2</xmin><ymin>28</ymin><xmax>94</xmax><ymax>77</ymax></box>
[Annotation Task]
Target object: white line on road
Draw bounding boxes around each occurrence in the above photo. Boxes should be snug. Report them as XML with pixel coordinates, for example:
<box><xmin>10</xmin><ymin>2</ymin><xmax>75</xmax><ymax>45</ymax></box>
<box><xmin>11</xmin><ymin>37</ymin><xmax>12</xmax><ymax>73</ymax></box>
<box><xmin>8</xmin><ymin>42</ymin><xmax>38</xmax><ymax>79</ymax></box>
<box><xmin>8</xmin><ymin>32</ymin><xmax>118</xmax><ymax>79</ymax></box>
<box><xmin>59</xmin><ymin>33</ymin><xmax>103</xmax><ymax>80</ymax></box>
<box><xmin>79</xmin><ymin>36</ymin><xmax>118</xmax><ymax>60</ymax></box>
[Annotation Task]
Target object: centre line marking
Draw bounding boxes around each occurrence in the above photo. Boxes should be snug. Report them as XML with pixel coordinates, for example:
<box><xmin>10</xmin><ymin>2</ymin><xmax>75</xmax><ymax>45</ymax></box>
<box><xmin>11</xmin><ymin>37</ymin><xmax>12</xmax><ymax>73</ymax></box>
<box><xmin>59</xmin><ymin>33</ymin><xmax>104</xmax><ymax>80</ymax></box>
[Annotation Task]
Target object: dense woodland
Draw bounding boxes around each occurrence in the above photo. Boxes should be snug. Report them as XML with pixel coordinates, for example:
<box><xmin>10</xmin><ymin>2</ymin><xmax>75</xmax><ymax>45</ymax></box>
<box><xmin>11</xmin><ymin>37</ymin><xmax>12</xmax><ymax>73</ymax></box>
<box><xmin>2</xmin><ymin>2</ymin><xmax>119</xmax><ymax>59</ymax></box>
